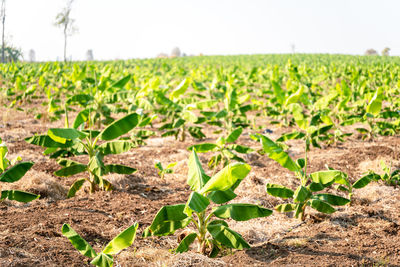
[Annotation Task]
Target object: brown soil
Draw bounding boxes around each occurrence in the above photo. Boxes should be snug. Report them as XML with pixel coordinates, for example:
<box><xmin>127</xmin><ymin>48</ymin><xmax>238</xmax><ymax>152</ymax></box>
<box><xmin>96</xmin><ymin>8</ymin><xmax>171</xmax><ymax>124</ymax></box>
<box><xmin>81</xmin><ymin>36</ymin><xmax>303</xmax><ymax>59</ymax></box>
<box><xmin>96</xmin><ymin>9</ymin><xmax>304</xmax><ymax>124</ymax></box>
<box><xmin>0</xmin><ymin>106</ymin><xmax>399</xmax><ymax>266</ymax></box>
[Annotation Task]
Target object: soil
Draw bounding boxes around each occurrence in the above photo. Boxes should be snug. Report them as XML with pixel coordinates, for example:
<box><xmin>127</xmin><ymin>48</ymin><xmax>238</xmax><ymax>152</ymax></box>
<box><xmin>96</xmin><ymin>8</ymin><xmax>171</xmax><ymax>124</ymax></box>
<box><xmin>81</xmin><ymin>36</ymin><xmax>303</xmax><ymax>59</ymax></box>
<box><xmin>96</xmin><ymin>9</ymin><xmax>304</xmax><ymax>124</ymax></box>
<box><xmin>0</xmin><ymin>105</ymin><xmax>399</xmax><ymax>267</ymax></box>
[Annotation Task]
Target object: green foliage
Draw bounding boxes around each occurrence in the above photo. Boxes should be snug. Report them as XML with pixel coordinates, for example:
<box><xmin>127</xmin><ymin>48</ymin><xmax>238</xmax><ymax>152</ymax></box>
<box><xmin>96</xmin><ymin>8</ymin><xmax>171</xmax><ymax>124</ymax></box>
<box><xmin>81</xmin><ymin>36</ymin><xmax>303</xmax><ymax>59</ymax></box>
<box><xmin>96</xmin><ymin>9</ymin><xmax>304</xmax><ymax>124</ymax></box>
<box><xmin>0</xmin><ymin>138</ymin><xmax>39</xmax><ymax>203</ymax></box>
<box><xmin>61</xmin><ymin>223</ymin><xmax>138</xmax><ymax>267</ymax></box>
<box><xmin>154</xmin><ymin>161</ymin><xmax>177</xmax><ymax>179</ymax></box>
<box><xmin>143</xmin><ymin>150</ymin><xmax>271</xmax><ymax>256</ymax></box>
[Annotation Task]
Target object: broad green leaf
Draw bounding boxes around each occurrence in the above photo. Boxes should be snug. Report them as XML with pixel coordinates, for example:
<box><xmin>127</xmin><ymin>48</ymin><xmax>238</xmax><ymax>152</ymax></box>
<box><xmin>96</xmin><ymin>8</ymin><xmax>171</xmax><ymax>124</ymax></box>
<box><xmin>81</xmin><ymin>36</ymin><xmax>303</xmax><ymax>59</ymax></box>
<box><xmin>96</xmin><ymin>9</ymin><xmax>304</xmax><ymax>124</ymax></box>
<box><xmin>275</xmin><ymin>203</ymin><xmax>296</xmax><ymax>212</ymax></box>
<box><xmin>66</xmin><ymin>94</ymin><xmax>94</xmax><ymax>106</ymax></box>
<box><xmin>310</xmin><ymin>170</ymin><xmax>344</xmax><ymax>185</ymax></box>
<box><xmin>226</xmin><ymin>127</ymin><xmax>243</xmax><ymax>143</ymax></box>
<box><xmin>100</xmin><ymin>113</ymin><xmax>139</xmax><ymax>141</ymax></box>
<box><xmin>88</xmin><ymin>153</ymin><xmax>105</xmax><ymax>178</ymax></box>
<box><xmin>54</xmin><ymin>164</ymin><xmax>87</xmax><ymax>177</ymax></box>
<box><xmin>166</xmin><ymin>162</ymin><xmax>177</xmax><ymax>169</ymax></box>
<box><xmin>67</xmin><ymin>178</ymin><xmax>86</xmax><ymax>198</ymax></box>
<box><xmin>25</xmin><ymin>135</ymin><xmax>74</xmax><ymax>148</ymax></box>
<box><xmin>293</xmin><ymin>186</ymin><xmax>311</xmax><ymax>203</ymax></box>
<box><xmin>170</xmin><ymin>78</ymin><xmax>190</xmax><ymax>100</ymax></box>
<box><xmin>229</xmin><ymin>144</ymin><xmax>253</xmax><ymax>154</ymax></box>
<box><xmin>175</xmin><ymin>232</ymin><xmax>198</xmax><ymax>253</ymax></box>
<box><xmin>182</xmin><ymin>110</ymin><xmax>197</xmax><ymax>123</ymax></box>
<box><xmin>187</xmin><ymin>143</ymin><xmax>218</xmax><ymax>153</ymax></box>
<box><xmin>102</xmin><ymin>223</ymin><xmax>138</xmax><ymax>255</ymax></box>
<box><xmin>0</xmin><ymin>162</ymin><xmax>34</xmax><ymax>183</ymax></box>
<box><xmin>1</xmin><ymin>190</ymin><xmax>39</xmax><ymax>203</ymax></box>
<box><xmin>199</xmin><ymin>163</ymin><xmax>250</xmax><ymax>194</ymax></box>
<box><xmin>207</xmin><ymin>222</ymin><xmax>250</xmax><ymax>249</ymax></box>
<box><xmin>366</xmin><ymin>87</ymin><xmax>383</xmax><ymax>116</ymax></box>
<box><xmin>90</xmin><ymin>253</ymin><xmax>113</xmax><ymax>267</ymax></box>
<box><xmin>285</xmin><ymin>85</ymin><xmax>304</xmax><ymax>106</ymax></box>
<box><xmin>312</xmin><ymin>194</ymin><xmax>350</xmax><ymax>206</ymax></box>
<box><xmin>271</xmin><ymin>81</ymin><xmax>285</xmax><ymax>105</ymax></box>
<box><xmin>187</xmin><ymin>150</ymin><xmax>210</xmax><ymax>191</ymax></box>
<box><xmin>213</xmin><ymin>203</ymin><xmax>272</xmax><ymax>221</ymax></box>
<box><xmin>73</xmin><ymin>109</ymin><xmax>90</xmax><ymax>129</ymax></box>
<box><xmin>352</xmin><ymin>175</ymin><xmax>373</xmax><ymax>189</ymax></box>
<box><xmin>208</xmin><ymin>189</ymin><xmax>237</xmax><ymax>204</ymax></box>
<box><xmin>266</xmin><ymin>183</ymin><xmax>294</xmax><ymax>199</ymax></box>
<box><xmin>105</xmin><ymin>164</ymin><xmax>137</xmax><ymax>175</ymax></box>
<box><xmin>256</xmin><ymin>134</ymin><xmax>300</xmax><ymax>172</ymax></box>
<box><xmin>185</xmin><ymin>191</ymin><xmax>210</xmax><ymax>214</ymax></box>
<box><xmin>48</xmin><ymin>128</ymin><xmax>87</xmax><ymax>144</ymax></box>
<box><xmin>61</xmin><ymin>224</ymin><xmax>97</xmax><ymax>258</ymax></box>
<box><xmin>144</xmin><ymin>204</ymin><xmax>190</xmax><ymax>237</ymax></box>
<box><xmin>110</xmin><ymin>74</ymin><xmax>131</xmax><ymax>89</ymax></box>
<box><xmin>308</xmin><ymin>199</ymin><xmax>336</xmax><ymax>214</ymax></box>
<box><xmin>57</xmin><ymin>158</ymin><xmax>81</xmax><ymax>167</ymax></box>
<box><xmin>98</xmin><ymin>141</ymin><xmax>133</xmax><ymax>155</ymax></box>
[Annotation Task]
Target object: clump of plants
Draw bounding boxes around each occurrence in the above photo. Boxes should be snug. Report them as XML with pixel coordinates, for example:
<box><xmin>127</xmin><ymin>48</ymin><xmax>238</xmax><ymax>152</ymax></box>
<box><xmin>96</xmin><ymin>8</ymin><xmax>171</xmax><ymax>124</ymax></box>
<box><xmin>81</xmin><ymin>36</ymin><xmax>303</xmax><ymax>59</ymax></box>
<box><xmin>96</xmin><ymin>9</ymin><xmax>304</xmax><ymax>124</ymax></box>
<box><xmin>62</xmin><ymin>223</ymin><xmax>138</xmax><ymax>267</ymax></box>
<box><xmin>26</xmin><ymin>113</ymin><xmax>139</xmax><ymax>197</ymax></box>
<box><xmin>0</xmin><ymin>138</ymin><xmax>39</xmax><ymax>202</ymax></box>
<box><xmin>143</xmin><ymin>150</ymin><xmax>272</xmax><ymax>257</ymax></box>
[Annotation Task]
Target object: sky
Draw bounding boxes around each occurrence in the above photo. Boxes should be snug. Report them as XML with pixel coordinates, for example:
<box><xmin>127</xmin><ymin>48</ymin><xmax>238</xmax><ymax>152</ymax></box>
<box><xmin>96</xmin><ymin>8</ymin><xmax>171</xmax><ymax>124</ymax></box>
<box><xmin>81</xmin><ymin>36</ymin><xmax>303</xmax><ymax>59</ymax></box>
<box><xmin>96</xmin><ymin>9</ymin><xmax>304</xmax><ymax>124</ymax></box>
<box><xmin>4</xmin><ymin>0</ymin><xmax>400</xmax><ymax>61</ymax></box>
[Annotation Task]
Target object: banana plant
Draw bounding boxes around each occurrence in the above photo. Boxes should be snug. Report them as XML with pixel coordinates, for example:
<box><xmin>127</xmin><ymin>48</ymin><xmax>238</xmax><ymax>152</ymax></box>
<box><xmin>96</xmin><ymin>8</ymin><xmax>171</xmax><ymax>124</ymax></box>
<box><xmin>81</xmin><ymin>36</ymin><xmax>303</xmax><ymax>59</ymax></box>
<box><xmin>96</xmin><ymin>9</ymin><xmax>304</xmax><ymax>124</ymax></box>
<box><xmin>143</xmin><ymin>150</ymin><xmax>272</xmax><ymax>257</ymax></box>
<box><xmin>253</xmin><ymin>134</ymin><xmax>350</xmax><ymax>221</ymax></box>
<box><xmin>25</xmin><ymin>113</ymin><xmax>139</xmax><ymax>197</ymax></box>
<box><xmin>352</xmin><ymin>161</ymin><xmax>400</xmax><ymax>188</ymax></box>
<box><xmin>0</xmin><ymin>138</ymin><xmax>39</xmax><ymax>202</ymax></box>
<box><xmin>187</xmin><ymin>127</ymin><xmax>253</xmax><ymax>170</ymax></box>
<box><xmin>154</xmin><ymin>161</ymin><xmax>176</xmax><ymax>179</ymax></box>
<box><xmin>61</xmin><ymin>223</ymin><xmax>138</xmax><ymax>267</ymax></box>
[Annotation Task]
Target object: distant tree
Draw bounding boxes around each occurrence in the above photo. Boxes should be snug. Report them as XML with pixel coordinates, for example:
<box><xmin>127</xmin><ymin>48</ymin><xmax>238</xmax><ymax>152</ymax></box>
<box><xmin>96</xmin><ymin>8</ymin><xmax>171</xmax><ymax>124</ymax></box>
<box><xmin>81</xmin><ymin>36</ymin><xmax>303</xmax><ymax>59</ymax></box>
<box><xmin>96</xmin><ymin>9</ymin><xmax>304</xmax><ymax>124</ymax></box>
<box><xmin>86</xmin><ymin>49</ymin><xmax>93</xmax><ymax>61</ymax></box>
<box><xmin>54</xmin><ymin>0</ymin><xmax>77</xmax><ymax>62</ymax></box>
<box><xmin>171</xmin><ymin>47</ymin><xmax>181</xmax><ymax>57</ymax></box>
<box><xmin>290</xmin><ymin>43</ymin><xmax>296</xmax><ymax>54</ymax></box>
<box><xmin>157</xmin><ymin>52</ymin><xmax>168</xmax><ymax>58</ymax></box>
<box><xmin>0</xmin><ymin>44</ymin><xmax>22</xmax><ymax>62</ymax></box>
<box><xmin>365</xmin><ymin>49</ymin><xmax>378</xmax><ymax>56</ymax></box>
<box><xmin>28</xmin><ymin>49</ymin><xmax>35</xmax><ymax>62</ymax></box>
<box><xmin>382</xmin><ymin>47</ymin><xmax>390</xmax><ymax>56</ymax></box>
<box><xmin>1</xmin><ymin>0</ymin><xmax>6</xmax><ymax>63</ymax></box>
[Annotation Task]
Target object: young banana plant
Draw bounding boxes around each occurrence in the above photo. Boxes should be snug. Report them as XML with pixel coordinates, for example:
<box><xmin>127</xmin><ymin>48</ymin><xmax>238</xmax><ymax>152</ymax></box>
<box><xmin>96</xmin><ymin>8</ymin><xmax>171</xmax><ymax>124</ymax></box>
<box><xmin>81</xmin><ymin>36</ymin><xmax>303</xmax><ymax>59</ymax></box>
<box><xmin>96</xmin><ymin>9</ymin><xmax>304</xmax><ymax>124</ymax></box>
<box><xmin>154</xmin><ymin>161</ymin><xmax>177</xmax><ymax>180</ymax></box>
<box><xmin>253</xmin><ymin>133</ymin><xmax>350</xmax><ymax>221</ymax></box>
<box><xmin>143</xmin><ymin>150</ymin><xmax>272</xmax><ymax>257</ymax></box>
<box><xmin>188</xmin><ymin>127</ymin><xmax>253</xmax><ymax>170</ymax></box>
<box><xmin>0</xmin><ymin>138</ymin><xmax>39</xmax><ymax>203</ymax></box>
<box><xmin>61</xmin><ymin>223</ymin><xmax>138</xmax><ymax>267</ymax></box>
<box><xmin>25</xmin><ymin>113</ymin><xmax>139</xmax><ymax>197</ymax></box>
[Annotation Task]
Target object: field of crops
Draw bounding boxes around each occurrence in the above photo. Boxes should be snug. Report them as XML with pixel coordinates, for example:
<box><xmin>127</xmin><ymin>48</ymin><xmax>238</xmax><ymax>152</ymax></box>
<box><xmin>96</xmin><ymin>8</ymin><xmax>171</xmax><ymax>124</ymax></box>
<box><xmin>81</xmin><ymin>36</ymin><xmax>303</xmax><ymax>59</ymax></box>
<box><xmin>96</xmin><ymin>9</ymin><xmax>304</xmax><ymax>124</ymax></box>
<box><xmin>0</xmin><ymin>54</ymin><xmax>399</xmax><ymax>266</ymax></box>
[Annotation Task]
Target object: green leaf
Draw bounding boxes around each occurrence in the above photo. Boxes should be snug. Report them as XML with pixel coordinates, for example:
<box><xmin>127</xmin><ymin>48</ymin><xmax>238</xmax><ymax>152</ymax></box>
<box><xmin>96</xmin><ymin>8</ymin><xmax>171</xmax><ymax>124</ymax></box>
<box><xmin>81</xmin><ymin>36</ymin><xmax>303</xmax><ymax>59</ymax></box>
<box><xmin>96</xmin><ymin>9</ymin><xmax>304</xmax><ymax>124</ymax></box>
<box><xmin>256</xmin><ymin>134</ymin><xmax>300</xmax><ymax>172</ymax></box>
<box><xmin>67</xmin><ymin>179</ymin><xmax>86</xmax><ymax>198</ymax></box>
<box><xmin>73</xmin><ymin>108</ymin><xmax>90</xmax><ymax>129</ymax></box>
<box><xmin>312</xmin><ymin>194</ymin><xmax>350</xmax><ymax>206</ymax></box>
<box><xmin>0</xmin><ymin>161</ymin><xmax>34</xmax><ymax>183</ymax></box>
<box><xmin>187</xmin><ymin>143</ymin><xmax>218</xmax><ymax>153</ymax></box>
<box><xmin>308</xmin><ymin>199</ymin><xmax>336</xmax><ymax>214</ymax></box>
<box><xmin>54</xmin><ymin>164</ymin><xmax>87</xmax><ymax>177</ymax></box>
<box><xmin>309</xmin><ymin>170</ymin><xmax>344</xmax><ymax>185</ymax></box>
<box><xmin>213</xmin><ymin>204</ymin><xmax>272</xmax><ymax>221</ymax></box>
<box><xmin>110</xmin><ymin>74</ymin><xmax>131</xmax><ymax>89</ymax></box>
<box><xmin>199</xmin><ymin>163</ymin><xmax>251</xmax><ymax>194</ymax></box>
<box><xmin>352</xmin><ymin>175</ymin><xmax>373</xmax><ymax>189</ymax></box>
<box><xmin>90</xmin><ymin>253</ymin><xmax>113</xmax><ymax>267</ymax></box>
<box><xmin>266</xmin><ymin>183</ymin><xmax>294</xmax><ymax>199</ymax></box>
<box><xmin>275</xmin><ymin>203</ymin><xmax>296</xmax><ymax>212</ymax></box>
<box><xmin>208</xmin><ymin>189</ymin><xmax>237</xmax><ymax>204</ymax></box>
<box><xmin>100</xmin><ymin>113</ymin><xmax>139</xmax><ymax>141</ymax></box>
<box><xmin>175</xmin><ymin>232</ymin><xmax>198</xmax><ymax>253</ymax></box>
<box><xmin>366</xmin><ymin>87</ymin><xmax>383</xmax><ymax>116</ymax></box>
<box><xmin>102</xmin><ymin>223</ymin><xmax>138</xmax><ymax>255</ymax></box>
<box><xmin>226</xmin><ymin>127</ymin><xmax>243</xmax><ymax>143</ymax></box>
<box><xmin>144</xmin><ymin>204</ymin><xmax>190</xmax><ymax>237</ymax></box>
<box><xmin>48</xmin><ymin>128</ymin><xmax>87</xmax><ymax>144</ymax></box>
<box><xmin>293</xmin><ymin>186</ymin><xmax>311</xmax><ymax>203</ymax></box>
<box><xmin>229</xmin><ymin>144</ymin><xmax>254</xmax><ymax>154</ymax></box>
<box><xmin>187</xmin><ymin>150</ymin><xmax>210</xmax><ymax>191</ymax></box>
<box><xmin>105</xmin><ymin>164</ymin><xmax>137</xmax><ymax>175</ymax></box>
<box><xmin>61</xmin><ymin>224</ymin><xmax>97</xmax><ymax>258</ymax></box>
<box><xmin>170</xmin><ymin>78</ymin><xmax>190</xmax><ymax>100</ymax></box>
<box><xmin>98</xmin><ymin>141</ymin><xmax>133</xmax><ymax>155</ymax></box>
<box><xmin>207</xmin><ymin>222</ymin><xmax>250</xmax><ymax>249</ymax></box>
<box><xmin>25</xmin><ymin>135</ymin><xmax>74</xmax><ymax>148</ymax></box>
<box><xmin>1</xmin><ymin>190</ymin><xmax>39</xmax><ymax>203</ymax></box>
<box><xmin>185</xmin><ymin>192</ymin><xmax>210</xmax><ymax>214</ymax></box>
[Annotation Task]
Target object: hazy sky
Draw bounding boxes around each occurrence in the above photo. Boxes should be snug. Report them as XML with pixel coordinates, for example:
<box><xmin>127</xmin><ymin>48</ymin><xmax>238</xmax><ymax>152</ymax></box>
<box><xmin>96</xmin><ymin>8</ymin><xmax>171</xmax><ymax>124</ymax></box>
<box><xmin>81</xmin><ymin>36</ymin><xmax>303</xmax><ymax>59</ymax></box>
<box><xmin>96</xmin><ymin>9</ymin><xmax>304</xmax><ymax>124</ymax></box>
<box><xmin>5</xmin><ymin>0</ymin><xmax>400</xmax><ymax>61</ymax></box>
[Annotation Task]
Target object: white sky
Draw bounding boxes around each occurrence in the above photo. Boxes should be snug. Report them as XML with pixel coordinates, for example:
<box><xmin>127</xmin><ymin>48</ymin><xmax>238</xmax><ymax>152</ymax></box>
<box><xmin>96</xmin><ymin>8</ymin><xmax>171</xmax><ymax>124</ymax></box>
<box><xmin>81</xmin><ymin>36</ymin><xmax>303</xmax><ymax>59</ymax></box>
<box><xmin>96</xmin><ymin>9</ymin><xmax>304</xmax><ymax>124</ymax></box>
<box><xmin>5</xmin><ymin>0</ymin><xmax>400</xmax><ymax>61</ymax></box>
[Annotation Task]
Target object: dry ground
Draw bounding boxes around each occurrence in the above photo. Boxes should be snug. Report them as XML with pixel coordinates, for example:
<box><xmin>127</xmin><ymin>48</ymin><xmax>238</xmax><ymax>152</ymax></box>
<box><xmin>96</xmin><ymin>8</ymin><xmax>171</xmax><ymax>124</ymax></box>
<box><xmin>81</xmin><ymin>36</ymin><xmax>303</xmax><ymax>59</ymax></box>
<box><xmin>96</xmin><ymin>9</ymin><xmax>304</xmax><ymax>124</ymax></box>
<box><xmin>0</xmin><ymin>105</ymin><xmax>399</xmax><ymax>266</ymax></box>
